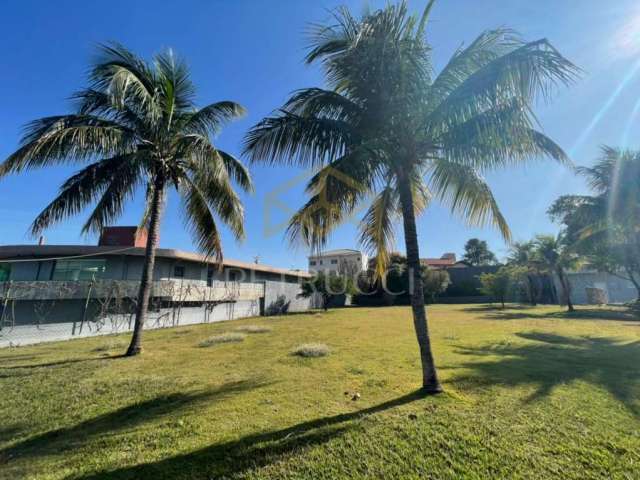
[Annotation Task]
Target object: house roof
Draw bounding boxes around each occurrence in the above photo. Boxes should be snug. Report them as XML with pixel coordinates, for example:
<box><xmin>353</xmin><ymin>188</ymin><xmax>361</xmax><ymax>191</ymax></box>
<box><xmin>420</xmin><ymin>258</ymin><xmax>457</xmax><ymax>267</ymax></box>
<box><xmin>308</xmin><ymin>249</ymin><xmax>363</xmax><ymax>258</ymax></box>
<box><xmin>0</xmin><ymin>245</ymin><xmax>312</xmax><ymax>279</ymax></box>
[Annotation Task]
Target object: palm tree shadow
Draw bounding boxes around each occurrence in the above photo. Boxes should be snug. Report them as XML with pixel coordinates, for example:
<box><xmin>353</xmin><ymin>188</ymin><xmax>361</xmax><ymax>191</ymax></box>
<box><xmin>0</xmin><ymin>379</ymin><xmax>269</xmax><ymax>464</ymax></box>
<box><xmin>73</xmin><ymin>390</ymin><xmax>425</xmax><ymax>480</ymax></box>
<box><xmin>453</xmin><ymin>332</ymin><xmax>640</xmax><ymax>414</ymax></box>
<box><xmin>463</xmin><ymin>305</ymin><xmax>638</xmax><ymax>322</ymax></box>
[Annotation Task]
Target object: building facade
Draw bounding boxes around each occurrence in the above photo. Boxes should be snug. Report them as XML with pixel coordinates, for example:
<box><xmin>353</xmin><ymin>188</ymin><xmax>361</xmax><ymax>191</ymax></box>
<box><xmin>308</xmin><ymin>249</ymin><xmax>368</xmax><ymax>276</ymax></box>
<box><xmin>0</xmin><ymin>236</ymin><xmax>312</xmax><ymax>346</ymax></box>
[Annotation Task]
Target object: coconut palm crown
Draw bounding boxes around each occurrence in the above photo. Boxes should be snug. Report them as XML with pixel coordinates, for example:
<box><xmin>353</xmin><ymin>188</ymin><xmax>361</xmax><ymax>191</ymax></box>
<box><xmin>244</xmin><ymin>1</ymin><xmax>577</xmax><ymax>392</ymax></box>
<box><xmin>0</xmin><ymin>43</ymin><xmax>252</xmax><ymax>355</ymax></box>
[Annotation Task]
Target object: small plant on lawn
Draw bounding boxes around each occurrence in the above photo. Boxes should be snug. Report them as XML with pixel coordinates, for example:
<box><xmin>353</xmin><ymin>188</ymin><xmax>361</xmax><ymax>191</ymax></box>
<box><xmin>292</xmin><ymin>343</ymin><xmax>330</xmax><ymax>358</ymax></box>
<box><xmin>198</xmin><ymin>333</ymin><xmax>246</xmax><ymax>347</ymax></box>
<box><xmin>235</xmin><ymin>325</ymin><xmax>272</xmax><ymax>334</ymax></box>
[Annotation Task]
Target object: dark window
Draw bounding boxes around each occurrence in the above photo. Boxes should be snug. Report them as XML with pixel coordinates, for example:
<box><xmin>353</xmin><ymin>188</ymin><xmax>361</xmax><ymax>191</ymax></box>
<box><xmin>52</xmin><ymin>259</ymin><xmax>106</xmax><ymax>281</ymax></box>
<box><xmin>319</xmin><ymin>260</ymin><xmax>323</xmax><ymax>265</ymax></box>
<box><xmin>309</xmin><ymin>261</ymin><xmax>316</xmax><ymax>266</ymax></box>
<box><xmin>0</xmin><ymin>263</ymin><xmax>10</xmax><ymax>282</ymax></box>
<box><xmin>207</xmin><ymin>267</ymin><xmax>214</xmax><ymax>287</ymax></box>
<box><xmin>226</xmin><ymin>269</ymin><xmax>243</xmax><ymax>282</ymax></box>
<box><xmin>174</xmin><ymin>265</ymin><xmax>185</xmax><ymax>278</ymax></box>
<box><xmin>331</xmin><ymin>259</ymin><xmax>338</xmax><ymax>264</ymax></box>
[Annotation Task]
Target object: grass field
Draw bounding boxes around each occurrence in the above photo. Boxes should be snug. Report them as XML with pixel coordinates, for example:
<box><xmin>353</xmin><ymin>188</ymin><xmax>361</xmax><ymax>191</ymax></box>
<box><xmin>1</xmin><ymin>304</ymin><xmax>639</xmax><ymax>479</ymax></box>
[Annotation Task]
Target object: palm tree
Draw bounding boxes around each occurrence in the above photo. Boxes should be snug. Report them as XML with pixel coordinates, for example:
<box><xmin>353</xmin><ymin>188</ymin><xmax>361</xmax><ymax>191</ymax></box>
<box><xmin>244</xmin><ymin>2</ymin><xmax>577</xmax><ymax>393</ymax></box>
<box><xmin>549</xmin><ymin>147</ymin><xmax>640</xmax><ymax>301</ymax></box>
<box><xmin>507</xmin><ymin>241</ymin><xmax>540</xmax><ymax>305</ymax></box>
<box><xmin>0</xmin><ymin>44</ymin><xmax>251</xmax><ymax>356</ymax></box>
<box><xmin>533</xmin><ymin>234</ymin><xmax>580</xmax><ymax>312</ymax></box>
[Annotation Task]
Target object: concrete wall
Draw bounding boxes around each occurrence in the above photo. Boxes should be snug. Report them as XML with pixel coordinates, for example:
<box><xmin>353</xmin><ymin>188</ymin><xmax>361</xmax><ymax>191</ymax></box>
<box><xmin>0</xmin><ymin>299</ymin><xmax>261</xmax><ymax>347</ymax></box>
<box><xmin>263</xmin><ymin>279</ymin><xmax>310</xmax><ymax>314</ymax></box>
<box><xmin>556</xmin><ymin>271</ymin><xmax>638</xmax><ymax>305</ymax></box>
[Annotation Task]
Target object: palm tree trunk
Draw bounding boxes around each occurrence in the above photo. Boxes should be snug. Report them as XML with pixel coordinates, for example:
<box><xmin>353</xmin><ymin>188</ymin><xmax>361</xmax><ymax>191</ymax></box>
<box><xmin>526</xmin><ymin>275</ymin><xmax>537</xmax><ymax>306</ymax></box>
<box><xmin>126</xmin><ymin>179</ymin><xmax>165</xmax><ymax>357</ymax></box>
<box><xmin>397</xmin><ymin>176</ymin><xmax>442</xmax><ymax>394</ymax></box>
<box><xmin>624</xmin><ymin>266</ymin><xmax>640</xmax><ymax>302</ymax></box>
<box><xmin>557</xmin><ymin>267</ymin><xmax>574</xmax><ymax>312</ymax></box>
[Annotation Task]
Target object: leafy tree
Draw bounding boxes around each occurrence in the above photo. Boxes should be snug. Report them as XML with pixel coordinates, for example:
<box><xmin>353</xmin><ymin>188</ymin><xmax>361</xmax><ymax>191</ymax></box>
<box><xmin>549</xmin><ymin>147</ymin><xmax>640</xmax><ymax>301</ymax></box>
<box><xmin>462</xmin><ymin>238</ymin><xmax>497</xmax><ymax>266</ymax></box>
<box><xmin>422</xmin><ymin>269</ymin><xmax>450</xmax><ymax>303</ymax></box>
<box><xmin>299</xmin><ymin>272</ymin><xmax>354</xmax><ymax>310</ymax></box>
<box><xmin>0</xmin><ymin>44</ymin><xmax>251</xmax><ymax>356</ymax></box>
<box><xmin>359</xmin><ymin>253</ymin><xmax>448</xmax><ymax>304</ymax></box>
<box><xmin>532</xmin><ymin>234</ymin><xmax>581</xmax><ymax>312</ymax></box>
<box><xmin>479</xmin><ymin>267</ymin><xmax>513</xmax><ymax>308</ymax></box>
<box><xmin>244</xmin><ymin>2</ymin><xmax>576</xmax><ymax>393</ymax></box>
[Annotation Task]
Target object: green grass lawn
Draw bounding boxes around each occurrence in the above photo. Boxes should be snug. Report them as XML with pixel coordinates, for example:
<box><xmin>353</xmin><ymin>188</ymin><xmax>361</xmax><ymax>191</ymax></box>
<box><xmin>1</xmin><ymin>304</ymin><xmax>639</xmax><ymax>479</ymax></box>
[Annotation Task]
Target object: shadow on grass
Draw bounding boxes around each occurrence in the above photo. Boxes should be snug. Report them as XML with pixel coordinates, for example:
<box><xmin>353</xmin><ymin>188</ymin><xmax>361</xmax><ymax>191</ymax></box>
<box><xmin>73</xmin><ymin>390</ymin><xmax>425</xmax><ymax>480</ymax></box>
<box><xmin>453</xmin><ymin>332</ymin><xmax>640</xmax><ymax>415</ymax></box>
<box><xmin>0</xmin><ymin>354</ymin><xmax>124</xmax><ymax>373</ymax></box>
<box><xmin>463</xmin><ymin>304</ymin><xmax>638</xmax><ymax>322</ymax></box>
<box><xmin>0</xmin><ymin>379</ymin><xmax>268</xmax><ymax>464</ymax></box>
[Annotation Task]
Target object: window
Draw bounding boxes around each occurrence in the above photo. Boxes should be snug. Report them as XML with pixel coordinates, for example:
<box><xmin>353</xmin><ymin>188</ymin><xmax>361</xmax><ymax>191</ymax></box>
<box><xmin>0</xmin><ymin>263</ymin><xmax>10</xmax><ymax>282</ymax></box>
<box><xmin>319</xmin><ymin>260</ymin><xmax>323</xmax><ymax>265</ymax></box>
<box><xmin>207</xmin><ymin>267</ymin><xmax>214</xmax><ymax>287</ymax></box>
<box><xmin>52</xmin><ymin>259</ymin><xmax>106</xmax><ymax>281</ymax></box>
<box><xmin>173</xmin><ymin>265</ymin><xmax>185</xmax><ymax>278</ymax></box>
<box><xmin>331</xmin><ymin>259</ymin><xmax>338</xmax><ymax>264</ymax></box>
<box><xmin>227</xmin><ymin>269</ymin><xmax>243</xmax><ymax>282</ymax></box>
<box><xmin>309</xmin><ymin>261</ymin><xmax>316</xmax><ymax>266</ymax></box>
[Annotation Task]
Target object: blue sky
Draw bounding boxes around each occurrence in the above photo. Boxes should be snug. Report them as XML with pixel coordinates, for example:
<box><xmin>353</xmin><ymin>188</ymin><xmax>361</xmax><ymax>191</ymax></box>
<box><xmin>2</xmin><ymin>0</ymin><xmax>640</xmax><ymax>270</ymax></box>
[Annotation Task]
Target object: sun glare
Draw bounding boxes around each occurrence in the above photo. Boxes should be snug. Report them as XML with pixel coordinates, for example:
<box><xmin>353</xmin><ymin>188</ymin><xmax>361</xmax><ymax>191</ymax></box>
<box><xmin>614</xmin><ymin>9</ymin><xmax>640</xmax><ymax>56</ymax></box>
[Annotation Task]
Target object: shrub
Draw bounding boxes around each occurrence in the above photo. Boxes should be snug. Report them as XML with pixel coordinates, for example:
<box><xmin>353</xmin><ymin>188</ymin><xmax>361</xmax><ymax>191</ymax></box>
<box><xmin>198</xmin><ymin>333</ymin><xmax>246</xmax><ymax>347</ymax></box>
<box><xmin>292</xmin><ymin>343</ymin><xmax>330</xmax><ymax>357</ymax></box>
<box><xmin>235</xmin><ymin>325</ymin><xmax>272</xmax><ymax>334</ymax></box>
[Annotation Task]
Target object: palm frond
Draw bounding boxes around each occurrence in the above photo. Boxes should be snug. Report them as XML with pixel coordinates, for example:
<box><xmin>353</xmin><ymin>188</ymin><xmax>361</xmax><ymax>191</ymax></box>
<box><xmin>428</xmin><ymin>159</ymin><xmax>511</xmax><ymax>241</ymax></box>
<box><xmin>155</xmin><ymin>48</ymin><xmax>196</xmax><ymax>118</ymax></box>
<box><xmin>434</xmin><ymin>98</ymin><xmax>571</xmax><ymax>170</ymax></box>
<box><xmin>183</xmin><ymin>101</ymin><xmax>246</xmax><ymax>137</ymax></box>
<box><xmin>179</xmin><ymin>179</ymin><xmax>223</xmax><ymax>261</ymax></box>
<box><xmin>191</xmin><ymin>165</ymin><xmax>245</xmax><ymax>241</ymax></box>
<box><xmin>428</xmin><ymin>28</ymin><xmax>521</xmax><ymax>108</ymax></box>
<box><xmin>243</xmin><ymin>111</ymin><xmax>353</xmax><ymax>167</ymax></box>
<box><xmin>216</xmin><ymin>150</ymin><xmax>253</xmax><ymax>192</ymax></box>
<box><xmin>0</xmin><ymin>115</ymin><xmax>135</xmax><ymax>176</ymax></box>
<box><xmin>359</xmin><ymin>184</ymin><xmax>398</xmax><ymax>278</ymax></box>
<box><xmin>428</xmin><ymin>38</ymin><xmax>579</xmax><ymax>129</ymax></box>
<box><xmin>80</xmin><ymin>160</ymin><xmax>143</xmax><ymax>235</ymax></box>
<box><xmin>30</xmin><ymin>154</ymin><xmax>139</xmax><ymax>235</ymax></box>
<box><xmin>90</xmin><ymin>42</ymin><xmax>157</xmax><ymax>113</ymax></box>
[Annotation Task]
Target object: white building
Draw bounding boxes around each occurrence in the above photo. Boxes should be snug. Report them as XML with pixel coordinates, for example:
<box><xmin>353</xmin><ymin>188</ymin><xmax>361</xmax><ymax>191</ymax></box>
<box><xmin>308</xmin><ymin>249</ymin><xmax>368</xmax><ymax>276</ymax></box>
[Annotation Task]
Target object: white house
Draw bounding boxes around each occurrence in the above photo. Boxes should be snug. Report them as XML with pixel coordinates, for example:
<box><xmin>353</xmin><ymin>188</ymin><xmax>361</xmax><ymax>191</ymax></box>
<box><xmin>308</xmin><ymin>249</ymin><xmax>368</xmax><ymax>276</ymax></box>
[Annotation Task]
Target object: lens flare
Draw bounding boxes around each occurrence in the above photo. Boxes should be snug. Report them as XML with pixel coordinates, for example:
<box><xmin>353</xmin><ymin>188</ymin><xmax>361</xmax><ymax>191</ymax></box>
<box><xmin>612</xmin><ymin>8</ymin><xmax>640</xmax><ymax>57</ymax></box>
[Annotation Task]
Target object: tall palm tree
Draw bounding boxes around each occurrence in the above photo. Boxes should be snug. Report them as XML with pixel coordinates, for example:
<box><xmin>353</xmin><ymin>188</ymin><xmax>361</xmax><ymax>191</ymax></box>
<box><xmin>0</xmin><ymin>44</ymin><xmax>251</xmax><ymax>356</ymax></box>
<box><xmin>244</xmin><ymin>2</ymin><xmax>577</xmax><ymax>393</ymax></box>
<box><xmin>533</xmin><ymin>234</ymin><xmax>581</xmax><ymax>312</ymax></box>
